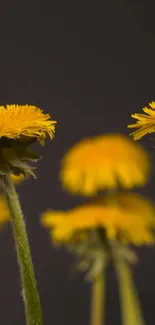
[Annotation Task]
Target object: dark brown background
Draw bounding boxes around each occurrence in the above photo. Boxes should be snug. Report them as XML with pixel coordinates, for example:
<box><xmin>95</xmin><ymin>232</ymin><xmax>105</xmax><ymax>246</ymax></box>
<box><xmin>0</xmin><ymin>1</ymin><xmax>155</xmax><ymax>324</ymax></box>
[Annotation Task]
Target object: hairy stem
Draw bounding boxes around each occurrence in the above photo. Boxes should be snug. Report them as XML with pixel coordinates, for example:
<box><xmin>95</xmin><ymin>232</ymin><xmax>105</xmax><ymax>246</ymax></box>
<box><xmin>3</xmin><ymin>175</ymin><xmax>43</xmax><ymax>325</ymax></box>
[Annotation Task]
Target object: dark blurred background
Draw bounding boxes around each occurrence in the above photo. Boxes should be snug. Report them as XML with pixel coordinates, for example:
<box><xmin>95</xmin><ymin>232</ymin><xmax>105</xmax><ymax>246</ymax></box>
<box><xmin>0</xmin><ymin>1</ymin><xmax>155</xmax><ymax>324</ymax></box>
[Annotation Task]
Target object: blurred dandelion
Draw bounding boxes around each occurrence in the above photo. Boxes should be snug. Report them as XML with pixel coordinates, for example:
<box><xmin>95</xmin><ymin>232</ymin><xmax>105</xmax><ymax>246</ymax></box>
<box><xmin>42</xmin><ymin>132</ymin><xmax>153</xmax><ymax>325</ymax></box>
<box><xmin>10</xmin><ymin>173</ymin><xmax>25</xmax><ymax>183</ymax></box>
<box><xmin>128</xmin><ymin>101</ymin><xmax>155</xmax><ymax>140</ymax></box>
<box><xmin>60</xmin><ymin>134</ymin><xmax>150</xmax><ymax>196</ymax></box>
<box><xmin>0</xmin><ymin>195</ymin><xmax>11</xmax><ymax>226</ymax></box>
<box><xmin>0</xmin><ymin>173</ymin><xmax>24</xmax><ymax>226</ymax></box>
<box><xmin>42</xmin><ymin>191</ymin><xmax>154</xmax><ymax>325</ymax></box>
<box><xmin>42</xmin><ymin>192</ymin><xmax>155</xmax><ymax>245</ymax></box>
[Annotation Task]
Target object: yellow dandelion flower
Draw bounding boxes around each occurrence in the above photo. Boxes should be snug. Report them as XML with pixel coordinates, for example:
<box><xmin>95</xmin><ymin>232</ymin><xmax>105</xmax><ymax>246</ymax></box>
<box><xmin>0</xmin><ymin>195</ymin><xmax>10</xmax><ymax>226</ymax></box>
<box><xmin>0</xmin><ymin>105</ymin><xmax>56</xmax><ymax>179</ymax></box>
<box><xmin>0</xmin><ymin>105</ymin><xmax>56</xmax><ymax>143</ymax></box>
<box><xmin>42</xmin><ymin>193</ymin><xmax>155</xmax><ymax>246</ymax></box>
<box><xmin>128</xmin><ymin>101</ymin><xmax>155</xmax><ymax>140</ymax></box>
<box><xmin>60</xmin><ymin>134</ymin><xmax>150</xmax><ymax>196</ymax></box>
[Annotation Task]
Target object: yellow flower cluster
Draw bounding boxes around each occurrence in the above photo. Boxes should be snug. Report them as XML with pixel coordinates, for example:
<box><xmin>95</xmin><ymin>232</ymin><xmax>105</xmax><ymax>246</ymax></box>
<box><xmin>42</xmin><ymin>132</ymin><xmax>155</xmax><ymax>247</ymax></box>
<box><xmin>0</xmin><ymin>103</ymin><xmax>154</xmax><ymax>248</ymax></box>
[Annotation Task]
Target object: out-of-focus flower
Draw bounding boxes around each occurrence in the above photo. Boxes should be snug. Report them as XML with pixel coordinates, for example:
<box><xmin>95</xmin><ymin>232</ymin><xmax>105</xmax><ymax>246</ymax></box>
<box><xmin>42</xmin><ymin>192</ymin><xmax>155</xmax><ymax>246</ymax></box>
<box><xmin>10</xmin><ymin>173</ymin><xmax>25</xmax><ymax>184</ymax></box>
<box><xmin>0</xmin><ymin>105</ymin><xmax>57</xmax><ymax>179</ymax></box>
<box><xmin>0</xmin><ymin>173</ymin><xmax>24</xmax><ymax>226</ymax></box>
<box><xmin>60</xmin><ymin>134</ymin><xmax>150</xmax><ymax>196</ymax></box>
<box><xmin>0</xmin><ymin>195</ymin><xmax>10</xmax><ymax>226</ymax></box>
<box><xmin>128</xmin><ymin>101</ymin><xmax>155</xmax><ymax>140</ymax></box>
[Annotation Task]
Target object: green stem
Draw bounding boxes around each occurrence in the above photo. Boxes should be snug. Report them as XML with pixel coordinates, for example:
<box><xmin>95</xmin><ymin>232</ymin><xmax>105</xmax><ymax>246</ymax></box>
<box><xmin>91</xmin><ymin>273</ymin><xmax>105</xmax><ymax>325</ymax></box>
<box><xmin>3</xmin><ymin>175</ymin><xmax>43</xmax><ymax>325</ymax></box>
<box><xmin>115</xmin><ymin>258</ymin><xmax>145</xmax><ymax>325</ymax></box>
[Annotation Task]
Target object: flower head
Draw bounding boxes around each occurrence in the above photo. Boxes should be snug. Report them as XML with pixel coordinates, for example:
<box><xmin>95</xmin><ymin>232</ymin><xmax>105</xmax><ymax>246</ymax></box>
<box><xmin>42</xmin><ymin>193</ymin><xmax>155</xmax><ymax>246</ymax></box>
<box><xmin>0</xmin><ymin>105</ymin><xmax>56</xmax><ymax>143</ymax></box>
<box><xmin>128</xmin><ymin>101</ymin><xmax>155</xmax><ymax>140</ymax></box>
<box><xmin>60</xmin><ymin>134</ymin><xmax>150</xmax><ymax>196</ymax></box>
<box><xmin>0</xmin><ymin>105</ymin><xmax>56</xmax><ymax>179</ymax></box>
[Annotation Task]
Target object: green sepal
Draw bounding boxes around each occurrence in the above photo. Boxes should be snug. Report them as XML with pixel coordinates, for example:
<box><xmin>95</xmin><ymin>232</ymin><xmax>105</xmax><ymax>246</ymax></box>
<box><xmin>1</xmin><ymin>147</ymin><xmax>37</xmax><ymax>179</ymax></box>
<box><xmin>66</xmin><ymin>229</ymin><xmax>138</xmax><ymax>283</ymax></box>
<box><xmin>85</xmin><ymin>256</ymin><xmax>106</xmax><ymax>281</ymax></box>
<box><xmin>111</xmin><ymin>241</ymin><xmax>138</xmax><ymax>265</ymax></box>
<box><xmin>13</xmin><ymin>144</ymin><xmax>41</xmax><ymax>161</ymax></box>
<box><xmin>14</xmin><ymin>136</ymin><xmax>37</xmax><ymax>146</ymax></box>
<box><xmin>0</xmin><ymin>136</ymin><xmax>41</xmax><ymax>181</ymax></box>
<box><xmin>0</xmin><ymin>155</ymin><xmax>11</xmax><ymax>175</ymax></box>
<box><xmin>2</xmin><ymin>147</ymin><xmax>23</xmax><ymax>166</ymax></box>
<box><xmin>67</xmin><ymin>230</ymin><xmax>110</xmax><ymax>281</ymax></box>
<box><xmin>76</xmin><ymin>249</ymin><xmax>108</xmax><ymax>282</ymax></box>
